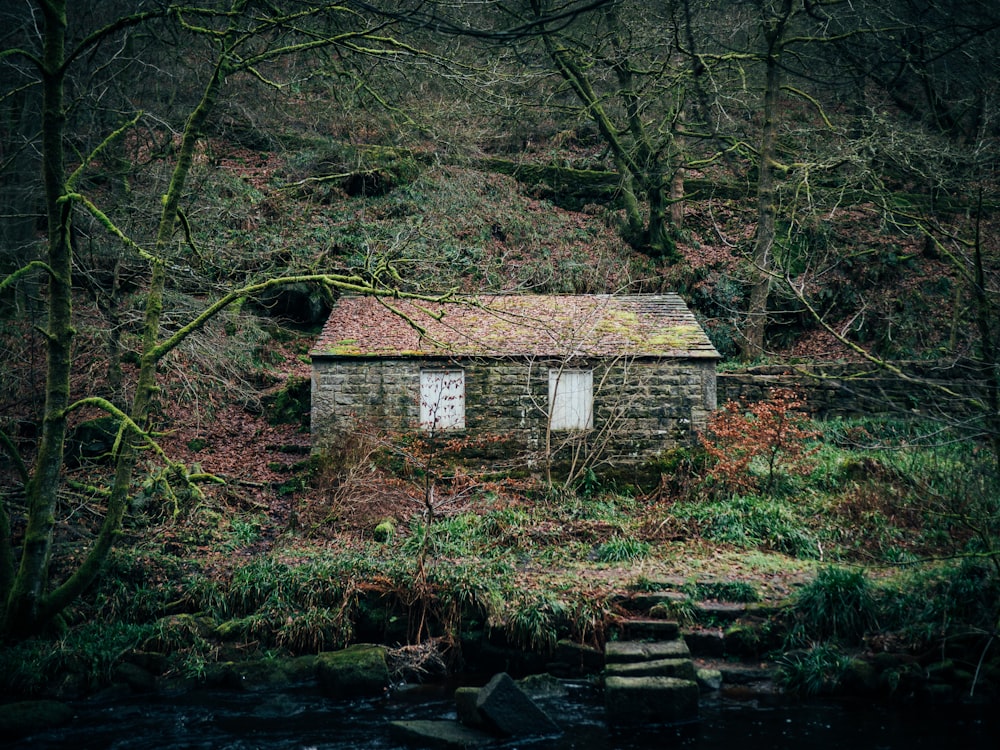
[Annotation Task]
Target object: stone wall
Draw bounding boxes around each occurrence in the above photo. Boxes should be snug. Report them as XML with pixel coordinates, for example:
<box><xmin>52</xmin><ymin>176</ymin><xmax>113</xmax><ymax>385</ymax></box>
<box><xmin>718</xmin><ymin>361</ymin><xmax>988</xmax><ymax>418</ymax></box>
<box><xmin>311</xmin><ymin>356</ymin><xmax>717</xmax><ymax>467</ymax></box>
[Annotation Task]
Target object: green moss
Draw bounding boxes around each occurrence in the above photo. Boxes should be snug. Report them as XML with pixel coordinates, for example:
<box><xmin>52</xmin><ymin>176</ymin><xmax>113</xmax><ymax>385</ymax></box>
<box><xmin>647</xmin><ymin>325</ymin><xmax>703</xmax><ymax>348</ymax></box>
<box><xmin>373</xmin><ymin>519</ymin><xmax>395</xmax><ymax>543</ymax></box>
<box><xmin>328</xmin><ymin>339</ymin><xmax>361</xmax><ymax>355</ymax></box>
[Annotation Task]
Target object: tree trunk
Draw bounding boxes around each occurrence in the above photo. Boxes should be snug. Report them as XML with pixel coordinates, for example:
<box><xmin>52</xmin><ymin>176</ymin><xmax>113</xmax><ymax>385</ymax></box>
<box><xmin>742</xmin><ymin>4</ymin><xmax>790</xmax><ymax>361</ymax></box>
<box><xmin>646</xmin><ymin>182</ymin><xmax>678</xmax><ymax>261</ymax></box>
<box><xmin>2</xmin><ymin>0</ymin><xmax>71</xmax><ymax>638</ymax></box>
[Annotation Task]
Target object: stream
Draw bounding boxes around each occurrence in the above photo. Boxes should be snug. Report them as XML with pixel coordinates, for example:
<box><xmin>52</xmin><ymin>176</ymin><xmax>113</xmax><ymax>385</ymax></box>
<box><xmin>6</xmin><ymin>679</ymin><xmax>998</xmax><ymax>750</ymax></box>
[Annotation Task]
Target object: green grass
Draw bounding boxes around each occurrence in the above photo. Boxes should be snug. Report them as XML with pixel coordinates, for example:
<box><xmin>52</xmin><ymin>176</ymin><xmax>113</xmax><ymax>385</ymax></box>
<box><xmin>19</xmin><ymin>412</ymin><xmax>998</xmax><ymax>693</ymax></box>
<box><xmin>594</xmin><ymin>537</ymin><xmax>652</xmax><ymax>563</ymax></box>
<box><xmin>670</xmin><ymin>495</ymin><xmax>821</xmax><ymax>558</ymax></box>
<box><xmin>683</xmin><ymin>580</ymin><xmax>760</xmax><ymax>603</ymax></box>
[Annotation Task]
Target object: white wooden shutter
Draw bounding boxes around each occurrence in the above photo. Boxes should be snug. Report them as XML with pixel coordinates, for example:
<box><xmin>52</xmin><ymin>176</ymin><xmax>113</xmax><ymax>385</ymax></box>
<box><xmin>420</xmin><ymin>370</ymin><xmax>465</xmax><ymax>430</ymax></box>
<box><xmin>548</xmin><ymin>369</ymin><xmax>593</xmax><ymax>430</ymax></box>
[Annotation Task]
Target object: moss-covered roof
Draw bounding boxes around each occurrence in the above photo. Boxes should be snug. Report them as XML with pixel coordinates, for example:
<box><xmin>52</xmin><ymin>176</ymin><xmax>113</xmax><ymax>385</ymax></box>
<box><xmin>311</xmin><ymin>294</ymin><xmax>720</xmax><ymax>360</ymax></box>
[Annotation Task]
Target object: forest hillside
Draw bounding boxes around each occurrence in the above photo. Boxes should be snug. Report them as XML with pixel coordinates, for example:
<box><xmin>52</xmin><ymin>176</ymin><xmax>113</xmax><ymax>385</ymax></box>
<box><xmin>1</xmin><ymin>0</ymin><xmax>998</xmax><ymax>702</ymax></box>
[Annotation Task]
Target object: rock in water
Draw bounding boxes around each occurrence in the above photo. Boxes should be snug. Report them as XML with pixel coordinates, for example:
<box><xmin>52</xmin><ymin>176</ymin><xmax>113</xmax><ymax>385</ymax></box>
<box><xmin>389</xmin><ymin>720</ymin><xmax>495</xmax><ymax>749</ymax></box>
<box><xmin>475</xmin><ymin>672</ymin><xmax>561</xmax><ymax>737</ymax></box>
<box><xmin>604</xmin><ymin>675</ymin><xmax>699</xmax><ymax>725</ymax></box>
<box><xmin>315</xmin><ymin>644</ymin><xmax>389</xmax><ymax>698</ymax></box>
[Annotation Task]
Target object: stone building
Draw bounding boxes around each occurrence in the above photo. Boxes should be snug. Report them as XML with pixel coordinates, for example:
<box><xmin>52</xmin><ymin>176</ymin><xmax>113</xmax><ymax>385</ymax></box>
<box><xmin>310</xmin><ymin>294</ymin><xmax>719</xmax><ymax>472</ymax></box>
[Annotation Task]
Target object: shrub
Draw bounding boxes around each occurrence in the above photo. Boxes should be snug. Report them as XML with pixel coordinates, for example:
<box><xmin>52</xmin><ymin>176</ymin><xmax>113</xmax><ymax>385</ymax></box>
<box><xmin>878</xmin><ymin>560</ymin><xmax>1000</xmax><ymax>649</ymax></box>
<box><xmin>789</xmin><ymin>566</ymin><xmax>878</xmax><ymax>646</ymax></box>
<box><xmin>777</xmin><ymin>643</ymin><xmax>851</xmax><ymax>696</ymax></box>
<box><xmin>700</xmin><ymin>388</ymin><xmax>818</xmax><ymax>497</ymax></box>
<box><xmin>672</xmin><ymin>495</ymin><xmax>820</xmax><ymax>558</ymax></box>
<box><xmin>504</xmin><ymin>593</ymin><xmax>566</xmax><ymax>653</ymax></box>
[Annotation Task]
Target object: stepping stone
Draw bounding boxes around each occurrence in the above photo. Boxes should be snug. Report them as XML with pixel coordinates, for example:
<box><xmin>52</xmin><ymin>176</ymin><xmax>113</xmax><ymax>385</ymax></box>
<box><xmin>605</xmin><ymin>639</ymin><xmax>690</xmax><ymax>664</ymax></box>
<box><xmin>604</xmin><ymin>675</ymin><xmax>699</xmax><ymax>725</ymax></box>
<box><xmin>389</xmin><ymin>720</ymin><xmax>494</xmax><ymax>750</ymax></box>
<box><xmin>454</xmin><ymin>687</ymin><xmax>485</xmax><ymax>729</ymax></box>
<box><xmin>717</xmin><ymin>662</ymin><xmax>777</xmax><ymax>685</ymax></box>
<box><xmin>605</xmin><ymin>657</ymin><xmax>697</xmax><ymax>681</ymax></box>
<box><xmin>696</xmin><ymin>667</ymin><xmax>723</xmax><ymax>691</ymax></box>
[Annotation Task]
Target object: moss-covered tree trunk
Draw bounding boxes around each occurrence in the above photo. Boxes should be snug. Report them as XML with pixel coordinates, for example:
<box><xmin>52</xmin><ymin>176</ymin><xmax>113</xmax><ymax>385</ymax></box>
<box><xmin>532</xmin><ymin>0</ymin><xmax>682</xmax><ymax>261</ymax></box>
<box><xmin>1</xmin><ymin>0</ymin><xmax>73</xmax><ymax>638</ymax></box>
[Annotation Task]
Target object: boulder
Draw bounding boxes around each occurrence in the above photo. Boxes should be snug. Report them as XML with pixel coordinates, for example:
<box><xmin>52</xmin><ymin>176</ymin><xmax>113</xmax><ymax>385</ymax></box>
<box><xmin>316</xmin><ymin>644</ymin><xmax>389</xmax><ymax>698</ymax></box>
<box><xmin>112</xmin><ymin>662</ymin><xmax>156</xmax><ymax>693</ymax></box>
<box><xmin>454</xmin><ymin>687</ymin><xmax>485</xmax><ymax>729</ymax></box>
<box><xmin>475</xmin><ymin>672</ymin><xmax>560</xmax><ymax>737</ymax></box>
<box><xmin>696</xmin><ymin>667</ymin><xmax>723</xmax><ymax>691</ymax></box>
<box><xmin>604</xmin><ymin>675</ymin><xmax>699</xmax><ymax>725</ymax></box>
<box><xmin>202</xmin><ymin>656</ymin><xmax>317</xmax><ymax>690</ymax></box>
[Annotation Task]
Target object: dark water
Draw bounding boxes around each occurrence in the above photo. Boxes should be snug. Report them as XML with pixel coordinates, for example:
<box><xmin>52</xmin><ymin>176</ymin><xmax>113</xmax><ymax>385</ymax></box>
<box><xmin>7</xmin><ymin>680</ymin><xmax>998</xmax><ymax>750</ymax></box>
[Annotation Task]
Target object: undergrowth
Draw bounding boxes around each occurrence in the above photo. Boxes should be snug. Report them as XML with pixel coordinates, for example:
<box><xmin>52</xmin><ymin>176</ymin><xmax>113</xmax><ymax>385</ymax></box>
<box><xmin>8</xmin><ymin>410</ymin><xmax>998</xmax><ymax>698</ymax></box>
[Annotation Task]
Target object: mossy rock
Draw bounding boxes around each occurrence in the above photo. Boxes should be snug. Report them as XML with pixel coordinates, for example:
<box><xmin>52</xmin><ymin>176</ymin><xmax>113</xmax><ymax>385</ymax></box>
<box><xmin>343</xmin><ymin>147</ymin><xmax>421</xmax><ymax>196</ymax></box>
<box><xmin>203</xmin><ymin>656</ymin><xmax>318</xmax><ymax>690</ymax></box>
<box><xmin>265</xmin><ymin>375</ymin><xmax>311</xmax><ymax>425</ymax></box>
<box><xmin>373</xmin><ymin>519</ymin><xmax>395</xmax><ymax>543</ymax></box>
<box><xmin>316</xmin><ymin>644</ymin><xmax>389</xmax><ymax>698</ymax></box>
<box><xmin>65</xmin><ymin>415</ymin><xmax>121</xmax><ymax>466</ymax></box>
<box><xmin>840</xmin><ymin>658</ymin><xmax>879</xmax><ymax>695</ymax></box>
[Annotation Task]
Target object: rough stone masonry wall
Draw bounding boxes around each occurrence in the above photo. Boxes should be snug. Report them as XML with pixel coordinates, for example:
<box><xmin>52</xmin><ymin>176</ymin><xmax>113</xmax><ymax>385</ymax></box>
<box><xmin>717</xmin><ymin>361</ymin><xmax>988</xmax><ymax>418</ymax></box>
<box><xmin>311</xmin><ymin>356</ymin><xmax>717</xmax><ymax>467</ymax></box>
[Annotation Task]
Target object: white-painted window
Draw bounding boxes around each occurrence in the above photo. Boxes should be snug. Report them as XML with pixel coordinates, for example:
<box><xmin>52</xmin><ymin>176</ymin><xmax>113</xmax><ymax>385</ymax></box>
<box><xmin>420</xmin><ymin>370</ymin><xmax>465</xmax><ymax>431</ymax></box>
<box><xmin>548</xmin><ymin>369</ymin><xmax>593</xmax><ymax>431</ymax></box>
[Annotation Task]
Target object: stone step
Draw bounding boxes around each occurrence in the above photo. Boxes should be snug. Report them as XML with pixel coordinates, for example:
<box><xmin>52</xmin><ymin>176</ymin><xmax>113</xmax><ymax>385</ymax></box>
<box><xmin>693</xmin><ymin>601</ymin><xmax>746</xmax><ymax>621</ymax></box>
<box><xmin>684</xmin><ymin>627</ymin><xmax>726</xmax><ymax>657</ymax></box>
<box><xmin>605</xmin><ymin>657</ymin><xmax>696</xmax><ymax>681</ymax></box>
<box><xmin>604</xmin><ymin>675</ymin><xmax>699</xmax><ymax>725</ymax></box>
<box><xmin>618</xmin><ymin>590</ymin><xmax>688</xmax><ymax>612</ymax></box>
<box><xmin>605</xmin><ymin>639</ymin><xmax>690</xmax><ymax>664</ymax></box>
<box><xmin>714</xmin><ymin>661</ymin><xmax>777</xmax><ymax>685</ymax></box>
<box><xmin>615</xmin><ymin>618</ymin><xmax>680</xmax><ymax>641</ymax></box>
